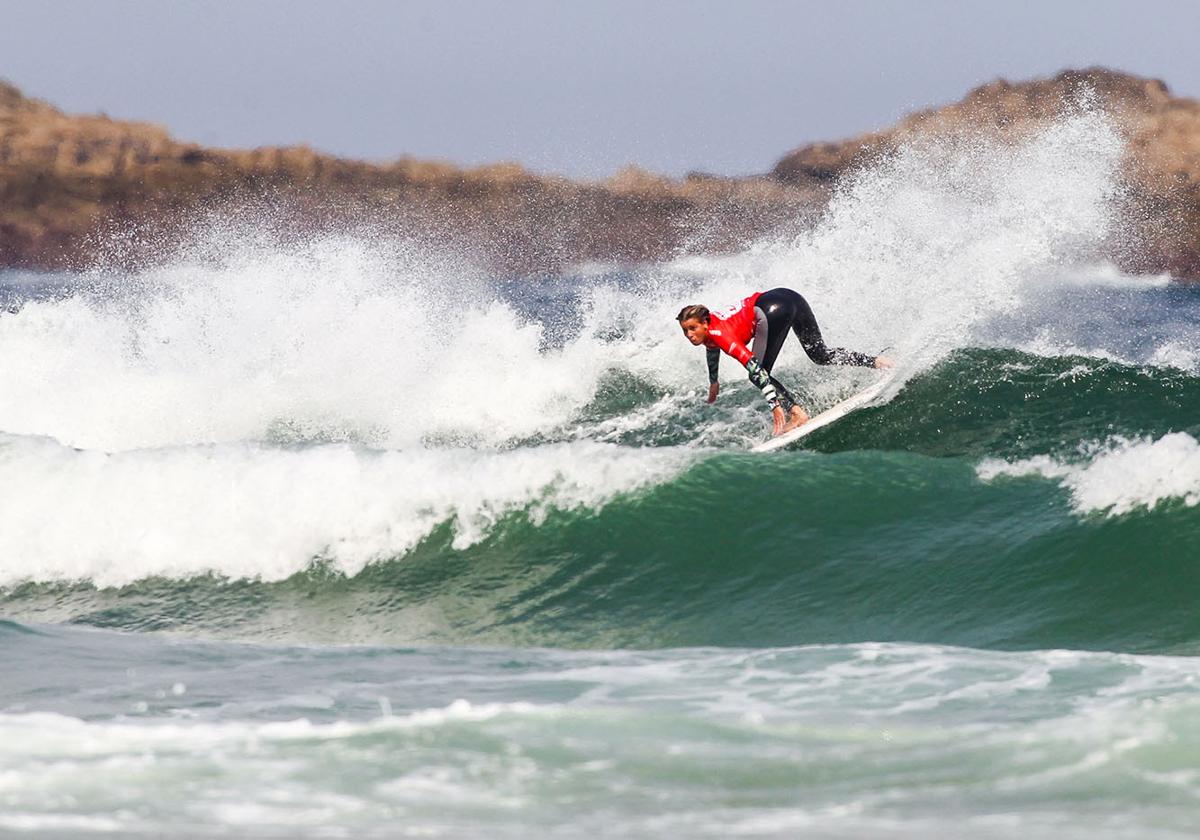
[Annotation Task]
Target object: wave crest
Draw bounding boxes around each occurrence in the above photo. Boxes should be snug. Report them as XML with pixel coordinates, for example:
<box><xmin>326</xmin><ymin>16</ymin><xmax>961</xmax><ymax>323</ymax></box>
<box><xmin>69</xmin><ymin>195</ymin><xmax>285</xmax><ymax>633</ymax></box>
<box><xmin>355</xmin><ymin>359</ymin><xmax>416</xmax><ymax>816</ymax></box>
<box><xmin>978</xmin><ymin>432</ymin><xmax>1200</xmax><ymax>516</ymax></box>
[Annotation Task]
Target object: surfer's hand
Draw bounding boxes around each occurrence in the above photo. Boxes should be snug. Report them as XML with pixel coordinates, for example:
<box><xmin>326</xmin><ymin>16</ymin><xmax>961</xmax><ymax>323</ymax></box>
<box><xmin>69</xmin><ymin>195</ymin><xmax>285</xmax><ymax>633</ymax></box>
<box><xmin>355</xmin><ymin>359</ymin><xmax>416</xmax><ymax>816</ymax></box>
<box><xmin>771</xmin><ymin>406</ymin><xmax>787</xmax><ymax>436</ymax></box>
<box><xmin>707</xmin><ymin>382</ymin><xmax>719</xmax><ymax>404</ymax></box>
<box><xmin>874</xmin><ymin>355</ymin><xmax>894</xmax><ymax>369</ymax></box>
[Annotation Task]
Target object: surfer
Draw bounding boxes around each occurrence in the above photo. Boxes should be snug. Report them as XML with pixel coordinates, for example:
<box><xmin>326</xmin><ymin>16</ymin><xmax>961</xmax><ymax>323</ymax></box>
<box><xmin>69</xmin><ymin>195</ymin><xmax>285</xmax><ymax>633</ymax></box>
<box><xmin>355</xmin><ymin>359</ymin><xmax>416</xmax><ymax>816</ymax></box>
<box><xmin>677</xmin><ymin>288</ymin><xmax>891</xmax><ymax>436</ymax></box>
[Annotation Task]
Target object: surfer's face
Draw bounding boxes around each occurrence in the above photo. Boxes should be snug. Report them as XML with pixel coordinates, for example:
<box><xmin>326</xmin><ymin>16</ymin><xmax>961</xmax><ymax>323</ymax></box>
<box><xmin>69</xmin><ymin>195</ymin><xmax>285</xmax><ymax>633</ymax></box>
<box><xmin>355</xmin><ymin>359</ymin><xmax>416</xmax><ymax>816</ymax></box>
<box><xmin>680</xmin><ymin>317</ymin><xmax>709</xmax><ymax>345</ymax></box>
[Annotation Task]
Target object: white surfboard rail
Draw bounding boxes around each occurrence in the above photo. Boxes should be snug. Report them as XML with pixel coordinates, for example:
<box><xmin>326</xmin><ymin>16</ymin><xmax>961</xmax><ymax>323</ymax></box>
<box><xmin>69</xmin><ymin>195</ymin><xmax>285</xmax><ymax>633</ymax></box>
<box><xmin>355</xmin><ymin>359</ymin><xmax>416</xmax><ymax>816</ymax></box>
<box><xmin>751</xmin><ymin>374</ymin><xmax>896</xmax><ymax>453</ymax></box>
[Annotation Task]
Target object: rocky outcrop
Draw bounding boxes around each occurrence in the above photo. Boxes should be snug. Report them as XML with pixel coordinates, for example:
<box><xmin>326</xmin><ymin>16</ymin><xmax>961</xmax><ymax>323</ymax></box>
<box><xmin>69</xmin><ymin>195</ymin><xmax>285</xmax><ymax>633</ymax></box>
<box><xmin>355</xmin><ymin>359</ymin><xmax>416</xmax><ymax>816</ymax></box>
<box><xmin>0</xmin><ymin>80</ymin><xmax>821</xmax><ymax>274</ymax></box>
<box><xmin>2</xmin><ymin>68</ymin><xmax>1200</xmax><ymax>278</ymax></box>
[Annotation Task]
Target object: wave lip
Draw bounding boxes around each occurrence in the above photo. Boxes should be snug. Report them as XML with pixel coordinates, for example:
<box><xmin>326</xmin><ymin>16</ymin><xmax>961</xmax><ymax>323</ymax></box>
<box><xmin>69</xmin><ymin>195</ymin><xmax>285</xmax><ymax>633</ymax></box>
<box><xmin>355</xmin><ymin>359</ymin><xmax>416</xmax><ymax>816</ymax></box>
<box><xmin>978</xmin><ymin>432</ymin><xmax>1200</xmax><ymax>516</ymax></box>
<box><xmin>0</xmin><ymin>434</ymin><xmax>693</xmax><ymax>588</ymax></box>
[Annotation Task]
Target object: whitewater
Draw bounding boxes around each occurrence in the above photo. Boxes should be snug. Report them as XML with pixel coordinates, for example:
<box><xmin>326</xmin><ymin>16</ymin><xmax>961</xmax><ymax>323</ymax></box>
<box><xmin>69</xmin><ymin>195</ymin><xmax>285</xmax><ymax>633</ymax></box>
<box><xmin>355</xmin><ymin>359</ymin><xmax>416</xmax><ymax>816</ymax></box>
<box><xmin>4</xmin><ymin>106</ymin><xmax>1200</xmax><ymax>837</ymax></box>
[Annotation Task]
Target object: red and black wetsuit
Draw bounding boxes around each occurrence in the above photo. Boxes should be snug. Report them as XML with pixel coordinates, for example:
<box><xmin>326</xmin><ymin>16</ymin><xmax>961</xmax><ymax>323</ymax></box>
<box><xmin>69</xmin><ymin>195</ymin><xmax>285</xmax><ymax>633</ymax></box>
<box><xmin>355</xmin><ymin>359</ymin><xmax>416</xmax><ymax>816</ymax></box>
<box><xmin>705</xmin><ymin>288</ymin><xmax>877</xmax><ymax>410</ymax></box>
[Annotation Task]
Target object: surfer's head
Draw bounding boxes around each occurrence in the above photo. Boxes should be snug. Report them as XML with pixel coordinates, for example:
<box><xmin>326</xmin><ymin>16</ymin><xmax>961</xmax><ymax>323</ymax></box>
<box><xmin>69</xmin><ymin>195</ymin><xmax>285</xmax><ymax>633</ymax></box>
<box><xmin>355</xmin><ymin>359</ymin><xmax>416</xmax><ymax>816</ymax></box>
<box><xmin>677</xmin><ymin>305</ymin><xmax>710</xmax><ymax>345</ymax></box>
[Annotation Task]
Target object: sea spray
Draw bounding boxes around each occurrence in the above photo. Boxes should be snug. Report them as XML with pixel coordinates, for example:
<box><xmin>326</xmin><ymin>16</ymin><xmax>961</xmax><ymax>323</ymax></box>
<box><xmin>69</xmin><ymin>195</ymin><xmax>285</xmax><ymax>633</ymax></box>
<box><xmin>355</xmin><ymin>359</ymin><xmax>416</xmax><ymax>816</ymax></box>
<box><xmin>0</xmin><ymin>233</ymin><xmax>618</xmax><ymax>451</ymax></box>
<box><xmin>669</xmin><ymin>103</ymin><xmax>1125</xmax><ymax>369</ymax></box>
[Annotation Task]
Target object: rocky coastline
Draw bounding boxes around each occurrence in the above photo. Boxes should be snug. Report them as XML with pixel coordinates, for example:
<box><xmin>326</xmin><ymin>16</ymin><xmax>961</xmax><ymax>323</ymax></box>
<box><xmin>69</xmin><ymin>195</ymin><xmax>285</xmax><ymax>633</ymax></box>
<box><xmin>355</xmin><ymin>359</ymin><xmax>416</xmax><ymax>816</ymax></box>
<box><xmin>1</xmin><ymin>67</ymin><xmax>1198</xmax><ymax>278</ymax></box>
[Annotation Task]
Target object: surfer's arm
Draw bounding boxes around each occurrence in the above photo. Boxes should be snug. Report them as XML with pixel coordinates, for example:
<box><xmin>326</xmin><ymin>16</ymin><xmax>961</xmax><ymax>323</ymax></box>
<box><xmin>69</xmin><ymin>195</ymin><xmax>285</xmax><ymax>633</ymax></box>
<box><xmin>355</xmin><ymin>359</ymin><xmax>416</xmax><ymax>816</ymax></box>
<box><xmin>705</xmin><ymin>346</ymin><xmax>721</xmax><ymax>402</ymax></box>
<box><xmin>711</xmin><ymin>332</ymin><xmax>779</xmax><ymax>408</ymax></box>
<box><xmin>710</xmin><ymin>332</ymin><xmax>780</xmax><ymax>408</ymax></box>
<box><xmin>706</xmin><ymin>346</ymin><xmax>720</xmax><ymax>381</ymax></box>
<box><xmin>744</xmin><ymin>357</ymin><xmax>781</xmax><ymax>410</ymax></box>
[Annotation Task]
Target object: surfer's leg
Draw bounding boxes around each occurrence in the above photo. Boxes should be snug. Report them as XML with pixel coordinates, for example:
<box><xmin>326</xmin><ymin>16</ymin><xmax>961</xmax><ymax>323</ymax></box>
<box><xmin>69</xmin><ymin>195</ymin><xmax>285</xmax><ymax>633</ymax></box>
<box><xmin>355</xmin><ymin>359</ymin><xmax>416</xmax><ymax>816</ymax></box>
<box><xmin>789</xmin><ymin>294</ymin><xmax>876</xmax><ymax>367</ymax></box>
<box><xmin>750</xmin><ymin>301</ymin><xmax>789</xmax><ymax>371</ymax></box>
<box><xmin>752</xmin><ymin>291</ymin><xmax>805</xmax><ymax>415</ymax></box>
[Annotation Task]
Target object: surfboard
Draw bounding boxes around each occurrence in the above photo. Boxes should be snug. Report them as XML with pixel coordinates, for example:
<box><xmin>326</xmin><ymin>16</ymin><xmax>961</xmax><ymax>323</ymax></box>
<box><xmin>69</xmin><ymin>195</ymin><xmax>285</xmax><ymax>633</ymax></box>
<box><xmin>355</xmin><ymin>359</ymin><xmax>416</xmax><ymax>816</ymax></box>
<box><xmin>751</xmin><ymin>373</ymin><xmax>896</xmax><ymax>453</ymax></box>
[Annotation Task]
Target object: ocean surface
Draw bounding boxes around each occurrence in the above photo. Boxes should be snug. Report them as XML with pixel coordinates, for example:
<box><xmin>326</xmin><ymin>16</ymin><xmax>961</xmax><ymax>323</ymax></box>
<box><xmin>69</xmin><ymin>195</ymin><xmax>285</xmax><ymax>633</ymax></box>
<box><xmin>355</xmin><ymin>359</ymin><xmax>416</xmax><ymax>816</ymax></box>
<box><xmin>4</xmin><ymin>109</ymin><xmax>1200</xmax><ymax>838</ymax></box>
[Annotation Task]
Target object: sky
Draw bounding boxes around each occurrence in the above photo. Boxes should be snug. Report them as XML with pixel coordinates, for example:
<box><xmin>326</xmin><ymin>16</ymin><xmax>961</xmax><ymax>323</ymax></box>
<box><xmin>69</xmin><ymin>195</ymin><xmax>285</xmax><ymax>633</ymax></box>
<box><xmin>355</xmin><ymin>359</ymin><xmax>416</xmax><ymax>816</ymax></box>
<box><xmin>1</xmin><ymin>0</ymin><xmax>1197</xmax><ymax>179</ymax></box>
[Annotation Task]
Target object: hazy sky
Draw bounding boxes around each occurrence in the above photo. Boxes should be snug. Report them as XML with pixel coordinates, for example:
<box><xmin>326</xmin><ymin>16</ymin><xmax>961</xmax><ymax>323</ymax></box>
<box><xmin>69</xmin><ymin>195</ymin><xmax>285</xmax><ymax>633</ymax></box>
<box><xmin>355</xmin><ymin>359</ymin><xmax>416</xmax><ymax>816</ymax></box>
<box><xmin>2</xmin><ymin>0</ymin><xmax>1197</xmax><ymax>178</ymax></box>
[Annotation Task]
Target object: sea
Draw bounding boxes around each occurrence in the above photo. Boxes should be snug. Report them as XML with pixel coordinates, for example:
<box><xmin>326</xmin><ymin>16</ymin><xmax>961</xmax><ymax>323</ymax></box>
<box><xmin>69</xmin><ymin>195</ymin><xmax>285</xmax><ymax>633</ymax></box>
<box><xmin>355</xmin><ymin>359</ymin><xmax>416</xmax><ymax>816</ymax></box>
<box><xmin>3</xmin><ymin>108</ymin><xmax>1200</xmax><ymax>838</ymax></box>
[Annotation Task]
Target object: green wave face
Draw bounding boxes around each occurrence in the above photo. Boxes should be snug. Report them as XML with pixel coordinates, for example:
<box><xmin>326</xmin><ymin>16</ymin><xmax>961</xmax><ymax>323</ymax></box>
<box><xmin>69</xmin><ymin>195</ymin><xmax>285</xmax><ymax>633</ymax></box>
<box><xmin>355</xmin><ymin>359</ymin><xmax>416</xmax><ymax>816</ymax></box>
<box><xmin>7</xmin><ymin>350</ymin><xmax>1200</xmax><ymax>655</ymax></box>
<box><xmin>823</xmin><ymin>348</ymin><xmax>1200</xmax><ymax>459</ymax></box>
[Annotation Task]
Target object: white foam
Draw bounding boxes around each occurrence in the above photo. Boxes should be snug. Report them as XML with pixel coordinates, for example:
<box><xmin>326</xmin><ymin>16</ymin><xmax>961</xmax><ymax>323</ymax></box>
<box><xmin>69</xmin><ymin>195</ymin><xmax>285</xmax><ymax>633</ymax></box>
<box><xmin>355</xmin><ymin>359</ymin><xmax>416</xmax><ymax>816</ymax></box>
<box><xmin>1149</xmin><ymin>341</ymin><xmax>1200</xmax><ymax>373</ymax></box>
<box><xmin>1053</xmin><ymin>262</ymin><xmax>1174</xmax><ymax>289</ymax></box>
<box><xmin>0</xmin><ymin>813</ymin><xmax>126</xmax><ymax>832</ymax></box>
<box><xmin>0</xmin><ymin>700</ymin><xmax>550</xmax><ymax>831</ymax></box>
<box><xmin>0</xmin><ymin>434</ymin><xmax>693</xmax><ymax>587</ymax></box>
<box><xmin>0</xmin><ymin>700</ymin><xmax>548</xmax><ymax>758</ymax></box>
<box><xmin>0</xmin><ymin>235</ymin><xmax>666</xmax><ymax>452</ymax></box>
<box><xmin>978</xmin><ymin>432</ymin><xmax>1200</xmax><ymax>516</ymax></box>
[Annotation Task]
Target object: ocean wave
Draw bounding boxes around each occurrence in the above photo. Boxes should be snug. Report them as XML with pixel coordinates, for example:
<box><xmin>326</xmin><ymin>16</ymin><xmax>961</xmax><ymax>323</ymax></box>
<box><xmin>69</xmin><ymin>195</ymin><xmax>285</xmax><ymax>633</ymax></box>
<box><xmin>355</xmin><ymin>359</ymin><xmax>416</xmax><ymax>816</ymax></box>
<box><xmin>0</xmin><ymin>434</ymin><xmax>692</xmax><ymax>588</ymax></box>
<box><xmin>6</xmin><ymin>437</ymin><xmax>1200</xmax><ymax>653</ymax></box>
<box><xmin>978</xmin><ymin>432</ymin><xmax>1200</xmax><ymax>516</ymax></box>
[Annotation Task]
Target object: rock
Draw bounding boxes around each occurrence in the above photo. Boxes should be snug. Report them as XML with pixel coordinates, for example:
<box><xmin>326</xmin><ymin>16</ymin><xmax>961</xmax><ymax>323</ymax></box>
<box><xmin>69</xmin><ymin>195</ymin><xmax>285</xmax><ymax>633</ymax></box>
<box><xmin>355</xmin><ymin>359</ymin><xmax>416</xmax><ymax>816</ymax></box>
<box><xmin>0</xmin><ymin>80</ymin><xmax>821</xmax><ymax>275</ymax></box>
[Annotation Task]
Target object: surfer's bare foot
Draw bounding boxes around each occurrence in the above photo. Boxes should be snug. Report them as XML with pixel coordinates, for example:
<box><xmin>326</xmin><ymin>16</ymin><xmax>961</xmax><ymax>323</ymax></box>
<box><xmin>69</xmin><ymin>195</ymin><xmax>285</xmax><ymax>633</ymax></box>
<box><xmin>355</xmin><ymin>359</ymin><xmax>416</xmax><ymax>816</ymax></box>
<box><xmin>782</xmin><ymin>406</ymin><xmax>808</xmax><ymax>433</ymax></box>
<box><xmin>874</xmin><ymin>355</ymin><xmax>894</xmax><ymax>370</ymax></box>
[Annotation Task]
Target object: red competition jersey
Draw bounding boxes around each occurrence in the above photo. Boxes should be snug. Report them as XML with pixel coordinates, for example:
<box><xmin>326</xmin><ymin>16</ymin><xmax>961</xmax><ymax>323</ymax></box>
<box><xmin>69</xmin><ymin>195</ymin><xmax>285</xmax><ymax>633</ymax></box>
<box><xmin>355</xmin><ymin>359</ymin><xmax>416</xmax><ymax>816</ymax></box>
<box><xmin>704</xmin><ymin>291</ymin><xmax>761</xmax><ymax>366</ymax></box>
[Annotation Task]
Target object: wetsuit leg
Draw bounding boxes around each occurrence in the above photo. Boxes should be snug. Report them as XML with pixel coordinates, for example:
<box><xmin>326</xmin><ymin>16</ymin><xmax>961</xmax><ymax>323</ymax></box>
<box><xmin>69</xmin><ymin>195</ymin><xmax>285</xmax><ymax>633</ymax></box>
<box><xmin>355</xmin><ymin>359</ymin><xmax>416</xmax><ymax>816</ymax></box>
<box><xmin>750</xmin><ymin>297</ymin><xmax>800</xmax><ymax>411</ymax></box>
<box><xmin>758</xmin><ymin>287</ymin><xmax>877</xmax><ymax>368</ymax></box>
<box><xmin>752</xmin><ymin>294</ymin><xmax>793</xmax><ymax>371</ymax></box>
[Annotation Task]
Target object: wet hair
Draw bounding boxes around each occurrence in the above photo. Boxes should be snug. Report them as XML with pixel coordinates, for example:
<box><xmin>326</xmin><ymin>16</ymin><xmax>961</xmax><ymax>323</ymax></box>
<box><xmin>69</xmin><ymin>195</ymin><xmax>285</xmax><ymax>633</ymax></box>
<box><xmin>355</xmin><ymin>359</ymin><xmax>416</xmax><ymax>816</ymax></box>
<box><xmin>676</xmin><ymin>304</ymin><xmax>710</xmax><ymax>324</ymax></box>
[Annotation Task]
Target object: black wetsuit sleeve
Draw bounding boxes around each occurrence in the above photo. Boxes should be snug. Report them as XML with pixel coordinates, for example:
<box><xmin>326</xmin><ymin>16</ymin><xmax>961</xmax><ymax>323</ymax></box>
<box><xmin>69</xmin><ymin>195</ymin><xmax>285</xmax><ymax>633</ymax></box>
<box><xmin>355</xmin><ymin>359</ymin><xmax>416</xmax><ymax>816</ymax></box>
<box><xmin>706</xmin><ymin>346</ymin><xmax>720</xmax><ymax>383</ymax></box>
